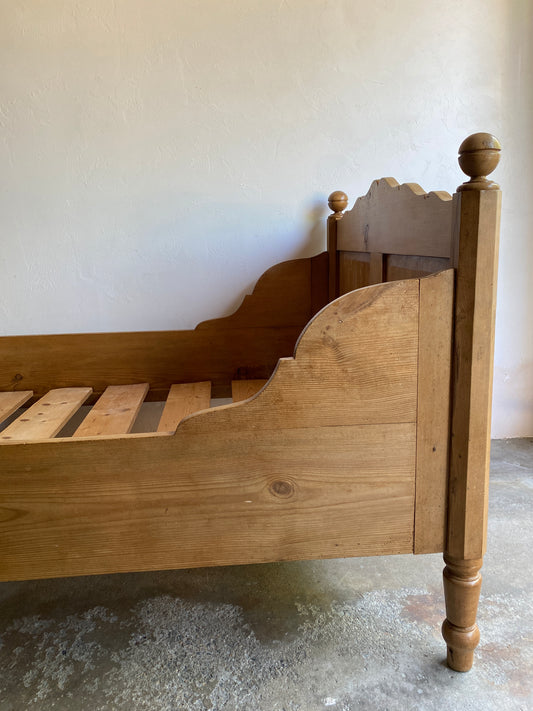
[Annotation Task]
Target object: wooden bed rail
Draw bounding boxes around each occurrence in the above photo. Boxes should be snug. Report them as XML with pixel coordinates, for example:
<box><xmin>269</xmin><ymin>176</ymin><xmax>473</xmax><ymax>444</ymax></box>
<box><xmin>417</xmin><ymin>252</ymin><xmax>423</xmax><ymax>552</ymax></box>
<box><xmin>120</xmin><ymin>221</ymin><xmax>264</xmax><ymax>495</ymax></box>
<box><xmin>0</xmin><ymin>253</ymin><xmax>328</xmax><ymax>402</ymax></box>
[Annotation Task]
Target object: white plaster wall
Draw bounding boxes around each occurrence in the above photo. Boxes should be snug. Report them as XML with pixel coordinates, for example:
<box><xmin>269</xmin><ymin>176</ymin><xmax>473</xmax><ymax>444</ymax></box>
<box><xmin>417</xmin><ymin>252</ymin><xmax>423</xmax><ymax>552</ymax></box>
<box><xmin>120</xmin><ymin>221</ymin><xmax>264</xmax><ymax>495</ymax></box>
<box><xmin>1</xmin><ymin>0</ymin><xmax>531</xmax><ymax>436</ymax></box>
<box><xmin>491</xmin><ymin>0</ymin><xmax>533</xmax><ymax>438</ymax></box>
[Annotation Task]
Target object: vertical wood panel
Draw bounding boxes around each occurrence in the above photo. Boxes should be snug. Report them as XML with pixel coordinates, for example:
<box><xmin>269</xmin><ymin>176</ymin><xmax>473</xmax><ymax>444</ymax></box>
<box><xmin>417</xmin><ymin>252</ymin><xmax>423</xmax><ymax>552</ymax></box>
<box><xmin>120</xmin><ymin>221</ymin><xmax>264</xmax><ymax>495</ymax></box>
<box><xmin>338</xmin><ymin>252</ymin><xmax>370</xmax><ymax>294</ymax></box>
<box><xmin>369</xmin><ymin>253</ymin><xmax>384</xmax><ymax>284</ymax></box>
<box><xmin>414</xmin><ymin>269</ymin><xmax>454</xmax><ymax>553</ymax></box>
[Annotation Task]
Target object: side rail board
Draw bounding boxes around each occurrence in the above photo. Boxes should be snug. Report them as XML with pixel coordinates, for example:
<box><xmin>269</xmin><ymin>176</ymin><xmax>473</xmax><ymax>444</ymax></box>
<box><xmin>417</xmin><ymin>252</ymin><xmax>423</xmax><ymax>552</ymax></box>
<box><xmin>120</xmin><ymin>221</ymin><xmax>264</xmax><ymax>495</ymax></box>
<box><xmin>0</xmin><ymin>272</ymin><xmax>454</xmax><ymax>581</ymax></box>
<box><xmin>0</xmin><ymin>253</ymin><xmax>329</xmax><ymax>401</ymax></box>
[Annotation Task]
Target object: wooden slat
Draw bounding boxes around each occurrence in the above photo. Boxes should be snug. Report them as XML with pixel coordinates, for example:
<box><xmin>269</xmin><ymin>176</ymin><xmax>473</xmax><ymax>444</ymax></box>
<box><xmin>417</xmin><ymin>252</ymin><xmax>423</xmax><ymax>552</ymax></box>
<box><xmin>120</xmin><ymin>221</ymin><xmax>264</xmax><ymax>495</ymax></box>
<box><xmin>414</xmin><ymin>269</ymin><xmax>454</xmax><ymax>553</ymax></box>
<box><xmin>1</xmin><ymin>387</ymin><xmax>92</xmax><ymax>441</ymax></box>
<box><xmin>157</xmin><ymin>382</ymin><xmax>211</xmax><ymax>433</ymax></box>
<box><xmin>231</xmin><ymin>379</ymin><xmax>268</xmax><ymax>403</ymax></box>
<box><xmin>0</xmin><ymin>391</ymin><xmax>33</xmax><ymax>426</ymax></box>
<box><xmin>74</xmin><ymin>383</ymin><xmax>149</xmax><ymax>437</ymax></box>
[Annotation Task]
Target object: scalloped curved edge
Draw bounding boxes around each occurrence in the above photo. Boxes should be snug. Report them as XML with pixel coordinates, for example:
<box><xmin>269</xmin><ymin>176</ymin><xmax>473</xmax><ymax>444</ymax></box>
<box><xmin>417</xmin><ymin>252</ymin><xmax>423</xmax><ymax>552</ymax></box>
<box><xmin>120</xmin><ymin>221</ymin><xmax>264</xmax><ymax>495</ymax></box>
<box><xmin>178</xmin><ymin>277</ymin><xmax>420</xmax><ymax>432</ymax></box>
<box><xmin>349</xmin><ymin>177</ymin><xmax>452</xmax><ymax>211</ymax></box>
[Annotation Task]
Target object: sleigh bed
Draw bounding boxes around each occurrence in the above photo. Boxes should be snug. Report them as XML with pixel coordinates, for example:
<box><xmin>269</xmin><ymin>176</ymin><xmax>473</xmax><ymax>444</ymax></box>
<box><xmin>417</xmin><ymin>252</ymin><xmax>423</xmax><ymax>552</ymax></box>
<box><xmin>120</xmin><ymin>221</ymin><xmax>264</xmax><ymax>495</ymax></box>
<box><xmin>0</xmin><ymin>133</ymin><xmax>502</xmax><ymax>672</ymax></box>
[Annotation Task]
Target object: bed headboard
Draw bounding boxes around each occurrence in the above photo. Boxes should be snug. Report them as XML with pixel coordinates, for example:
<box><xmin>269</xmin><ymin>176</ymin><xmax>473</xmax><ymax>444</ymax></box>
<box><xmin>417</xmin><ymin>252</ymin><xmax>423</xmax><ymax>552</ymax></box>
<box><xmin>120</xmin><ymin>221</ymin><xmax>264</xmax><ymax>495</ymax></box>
<box><xmin>327</xmin><ymin>179</ymin><xmax>454</xmax><ymax>299</ymax></box>
<box><xmin>326</xmin><ymin>134</ymin><xmax>501</xmax><ymax>299</ymax></box>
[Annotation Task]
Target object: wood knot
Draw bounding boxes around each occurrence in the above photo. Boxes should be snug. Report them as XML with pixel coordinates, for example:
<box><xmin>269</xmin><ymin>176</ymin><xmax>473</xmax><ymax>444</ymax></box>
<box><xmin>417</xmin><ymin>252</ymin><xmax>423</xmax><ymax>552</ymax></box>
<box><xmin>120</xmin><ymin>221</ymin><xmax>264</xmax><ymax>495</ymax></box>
<box><xmin>268</xmin><ymin>479</ymin><xmax>295</xmax><ymax>499</ymax></box>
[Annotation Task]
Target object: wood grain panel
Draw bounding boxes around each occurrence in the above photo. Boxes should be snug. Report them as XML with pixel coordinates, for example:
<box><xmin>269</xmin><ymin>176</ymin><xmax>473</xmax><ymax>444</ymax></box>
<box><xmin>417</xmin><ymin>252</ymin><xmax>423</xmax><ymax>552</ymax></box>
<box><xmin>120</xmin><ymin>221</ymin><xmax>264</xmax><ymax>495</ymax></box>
<box><xmin>337</xmin><ymin>178</ymin><xmax>453</xmax><ymax>258</ymax></box>
<box><xmin>385</xmin><ymin>255</ymin><xmax>451</xmax><ymax>282</ymax></box>
<box><xmin>414</xmin><ymin>269</ymin><xmax>454</xmax><ymax>553</ymax></box>
<box><xmin>0</xmin><ymin>423</ymin><xmax>415</xmax><ymax>581</ymax></box>
<box><xmin>369</xmin><ymin>253</ymin><xmax>384</xmax><ymax>285</ymax></box>
<box><xmin>0</xmin><ymin>328</ymin><xmax>294</xmax><ymax>403</ymax></box>
<box><xmin>338</xmin><ymin>251</ymin><xmax>370</xmax><ymax>295</ymax></box>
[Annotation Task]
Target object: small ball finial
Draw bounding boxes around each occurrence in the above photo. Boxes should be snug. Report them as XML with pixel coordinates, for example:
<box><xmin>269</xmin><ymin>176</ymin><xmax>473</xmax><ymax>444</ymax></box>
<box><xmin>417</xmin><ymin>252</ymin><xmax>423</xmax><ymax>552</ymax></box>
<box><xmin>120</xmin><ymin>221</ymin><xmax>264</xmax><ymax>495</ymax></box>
<box><xmin>458</xmin><ymin>133</ymin><xmax>501</xmax><ymax>191</ymax></box>
<box><xmin>328</xmin><ymin>190</ymin><xmax>348</xmax><ymax>214</ymax></box>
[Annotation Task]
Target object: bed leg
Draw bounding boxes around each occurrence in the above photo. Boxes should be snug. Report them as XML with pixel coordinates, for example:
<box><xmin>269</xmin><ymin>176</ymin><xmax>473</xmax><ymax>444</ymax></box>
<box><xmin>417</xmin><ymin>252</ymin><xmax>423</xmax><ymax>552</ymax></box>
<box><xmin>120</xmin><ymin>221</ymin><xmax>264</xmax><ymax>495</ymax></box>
<box><xmin>441</xmin><ymin>555</ymin><xmax>482</xmax><ymax>672</ymax></box>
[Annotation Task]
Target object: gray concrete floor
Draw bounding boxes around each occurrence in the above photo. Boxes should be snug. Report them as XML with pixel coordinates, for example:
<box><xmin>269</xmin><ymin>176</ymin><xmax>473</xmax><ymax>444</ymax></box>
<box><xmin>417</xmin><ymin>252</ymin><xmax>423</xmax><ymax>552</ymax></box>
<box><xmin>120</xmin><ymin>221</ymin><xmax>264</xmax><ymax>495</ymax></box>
<box><xmin>1</xmin><ymin>438</ymin><xmax>531</xmax><ymax>711</ymax></box>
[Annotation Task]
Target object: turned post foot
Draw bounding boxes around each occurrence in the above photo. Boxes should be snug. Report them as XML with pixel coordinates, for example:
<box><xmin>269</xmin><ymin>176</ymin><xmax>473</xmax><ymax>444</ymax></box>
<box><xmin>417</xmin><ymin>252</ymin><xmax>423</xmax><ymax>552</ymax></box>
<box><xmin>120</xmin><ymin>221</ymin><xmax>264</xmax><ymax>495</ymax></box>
<box><xmin>441</xmin><ymin>555</ymin><xmax>483</xmax><ymax>672</ymax></box>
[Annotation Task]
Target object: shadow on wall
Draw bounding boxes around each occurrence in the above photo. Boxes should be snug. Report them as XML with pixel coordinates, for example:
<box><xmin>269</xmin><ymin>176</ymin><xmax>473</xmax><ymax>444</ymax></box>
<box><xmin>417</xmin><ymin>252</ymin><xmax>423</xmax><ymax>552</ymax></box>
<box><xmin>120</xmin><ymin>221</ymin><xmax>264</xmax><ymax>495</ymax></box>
<box><xmin>218</xmin><ymin>198</ymin><xmax>328</xmax><ymax>320</ymax></box>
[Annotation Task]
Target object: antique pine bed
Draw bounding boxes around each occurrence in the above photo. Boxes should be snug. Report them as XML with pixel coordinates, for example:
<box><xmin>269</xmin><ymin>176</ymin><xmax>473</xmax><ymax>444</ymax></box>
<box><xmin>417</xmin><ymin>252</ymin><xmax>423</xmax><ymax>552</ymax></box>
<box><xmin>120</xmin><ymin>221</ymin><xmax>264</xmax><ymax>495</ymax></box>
<box><xmin>0</xmin><ymin>133</ymin><xmax>501</xmax><ymax>672</ymax></box>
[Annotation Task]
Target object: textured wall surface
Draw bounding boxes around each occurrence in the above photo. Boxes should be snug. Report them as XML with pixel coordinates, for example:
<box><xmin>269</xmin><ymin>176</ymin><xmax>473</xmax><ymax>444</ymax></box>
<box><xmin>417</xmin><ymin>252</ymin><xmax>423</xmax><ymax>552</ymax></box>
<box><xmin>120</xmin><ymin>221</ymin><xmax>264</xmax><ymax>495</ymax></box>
<box><xmin>1</xmin><ymin>1</ymin><xmax>531</xmax><ymax>436</ymax></box>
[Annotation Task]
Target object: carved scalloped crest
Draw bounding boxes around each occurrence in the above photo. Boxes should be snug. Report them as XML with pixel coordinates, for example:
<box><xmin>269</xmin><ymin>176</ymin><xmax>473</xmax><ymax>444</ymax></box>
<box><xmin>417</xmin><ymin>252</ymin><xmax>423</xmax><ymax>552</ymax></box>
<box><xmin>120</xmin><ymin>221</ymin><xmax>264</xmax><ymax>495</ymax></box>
<box><xmin>337</xmin><ymin>177</ymin><xmax>454</xmax><ymax>259</ymax></box>
<box><xmin>358</xmin><ymin>176</ymin><xmax>452</xmax><ymax>202</ymax></box>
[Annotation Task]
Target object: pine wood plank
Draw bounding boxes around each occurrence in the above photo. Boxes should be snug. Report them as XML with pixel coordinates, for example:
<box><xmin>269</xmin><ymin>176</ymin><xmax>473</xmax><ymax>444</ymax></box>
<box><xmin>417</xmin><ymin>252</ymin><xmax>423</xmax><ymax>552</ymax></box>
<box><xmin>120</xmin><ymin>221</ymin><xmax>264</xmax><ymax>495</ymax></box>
<box><xmin>0</xmin><ymin>391</ymin><xmax>33</xmax><ymax>426</ymax></box>
<box><xmin>74</xmin><ymin>384</ymin><xmax>149</xmax><ymax>437</ymax></box>
<box><xmin>157</xmin><ymin>382</ymin><xmax>211</xmax><ymax>433</ymax></box>
<box><xmin>0</xmin><ymin>422</ymin><xmax>415</xmax><ymax>581</ymax></box>
<box><xmin>414</xmin><ymin>269</ymin><xmax>454</xmax><ymax>554</ymax></box>
<box><xmin>1</xmin><ymin>387</ymin><xmax>92</xmax><ymax>441</ymax></box>
<box><xmin>369</xmin><ymin>252</ymin><xmax>384</xmax><ymax>285</ymax></box>
<box><xmin>338</xmin><ymin>251</ymin><xmax>370</xmax><ymax>294</ymax></box>
<box><xmin>231</xmin><ymin>379</ymin><xmax>268</xmax><ymax>402</ymax></box>
<box><xmin>337</xmin><ymin>178</ymin><xmax>454</xmax><ymax>258</ymax></box>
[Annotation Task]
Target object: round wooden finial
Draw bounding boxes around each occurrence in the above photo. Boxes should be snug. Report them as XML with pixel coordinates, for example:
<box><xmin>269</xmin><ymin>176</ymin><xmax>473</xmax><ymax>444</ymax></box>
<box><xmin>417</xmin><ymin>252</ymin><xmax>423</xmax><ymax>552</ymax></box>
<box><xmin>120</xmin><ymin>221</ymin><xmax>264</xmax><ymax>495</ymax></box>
<box><xmin>458</xmin><ymin>133</ymin><xmax>501</xmax><ymax>191</ymax></box>
<box><xmin>328</xmin><ymin>190</ymin><xmax>348</xmax><ymax>214</ymax></box>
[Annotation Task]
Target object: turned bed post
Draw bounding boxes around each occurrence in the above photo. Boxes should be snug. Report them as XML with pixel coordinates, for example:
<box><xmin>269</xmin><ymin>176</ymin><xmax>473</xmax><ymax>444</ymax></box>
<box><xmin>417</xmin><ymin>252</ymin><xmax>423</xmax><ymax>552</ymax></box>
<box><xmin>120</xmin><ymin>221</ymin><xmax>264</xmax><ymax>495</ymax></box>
<box><xmin>327</xmin><ymin>190</ymin><xmax>348</xmax><ymax>301</ymax></box>
<box><xmin>443</xmin><ymin>133</ymin><xmax>502</xmax><ymax>671</ymax></box>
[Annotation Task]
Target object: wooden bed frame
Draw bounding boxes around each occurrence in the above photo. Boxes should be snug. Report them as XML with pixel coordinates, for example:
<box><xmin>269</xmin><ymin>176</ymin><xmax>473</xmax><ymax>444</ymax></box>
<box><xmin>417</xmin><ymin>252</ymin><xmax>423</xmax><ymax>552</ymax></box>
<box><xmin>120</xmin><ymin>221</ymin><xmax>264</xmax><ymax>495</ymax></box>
<box><xmin>0</xmin><ymin>133</ymin><xmax>502</xmax><ymax>672</ymax></box>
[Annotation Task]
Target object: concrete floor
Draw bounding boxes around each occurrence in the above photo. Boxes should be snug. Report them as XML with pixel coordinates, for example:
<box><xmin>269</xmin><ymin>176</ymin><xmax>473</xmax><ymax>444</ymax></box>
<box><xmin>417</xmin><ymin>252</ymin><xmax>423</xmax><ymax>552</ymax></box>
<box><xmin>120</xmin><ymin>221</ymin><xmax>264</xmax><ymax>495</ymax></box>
<box><xmin>0</xmin><ymin>438</ymin><xmax>531</xmax><ymax>710</ymax></box>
